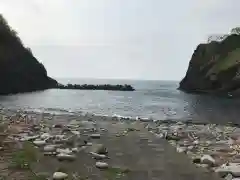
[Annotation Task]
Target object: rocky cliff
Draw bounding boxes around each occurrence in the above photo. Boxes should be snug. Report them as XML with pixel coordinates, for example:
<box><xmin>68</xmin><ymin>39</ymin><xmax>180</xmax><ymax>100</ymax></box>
<box><xmin>179</xmin><ymin>33</ymin><xmax>240</xmax><ymax>96</ymax></box>
<box><xmin>0</xmin><ymin>15</ymin><xmax>57</xmax><ymax>95</ymax></box>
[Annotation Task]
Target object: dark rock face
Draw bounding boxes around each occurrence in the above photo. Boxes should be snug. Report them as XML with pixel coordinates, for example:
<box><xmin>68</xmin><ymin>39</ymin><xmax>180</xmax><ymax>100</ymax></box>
<box><xmin>179</xmin><ymin>34</ymin><xmax>240</xmax><ymax>96</ymax></box>
<box><xmin>0</xmin><ymin>15</ymin><xmax>58</xmax><ymax>95</ymax></box>
<box><xmin>57</xmin><ymin>83</ymin><xmax>135</xmax><ymax>91</ymax></box>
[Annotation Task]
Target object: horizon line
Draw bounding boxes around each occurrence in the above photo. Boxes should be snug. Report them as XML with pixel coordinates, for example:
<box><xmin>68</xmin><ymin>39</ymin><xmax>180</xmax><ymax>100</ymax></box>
<box><xmin>51</xmin><ymin>76</ymin><xmax>180</xmax><ymax>82</ymax></box>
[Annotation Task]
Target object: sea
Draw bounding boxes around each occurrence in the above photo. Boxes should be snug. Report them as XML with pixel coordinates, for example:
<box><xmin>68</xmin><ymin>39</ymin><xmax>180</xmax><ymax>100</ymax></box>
<box><xmin>0</xmin><ymin>78</ymin><xmax>239</xmax><ymax>124</ymax></box>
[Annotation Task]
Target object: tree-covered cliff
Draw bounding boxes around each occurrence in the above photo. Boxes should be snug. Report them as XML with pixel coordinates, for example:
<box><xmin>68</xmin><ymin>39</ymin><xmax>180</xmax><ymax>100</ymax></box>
<box><xmin>179</xmin><ymin>27</ymin><xmax>240</xmax><ymax>96</ymax></box>
<box><xmin>0</xmin><ymin>15</ymin><xmax>57</xmax><ymax>95</ymax></box>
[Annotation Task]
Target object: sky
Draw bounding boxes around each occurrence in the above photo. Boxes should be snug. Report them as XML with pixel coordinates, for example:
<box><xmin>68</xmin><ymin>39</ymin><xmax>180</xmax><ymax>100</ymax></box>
<box><xmin>0</xmin><ymin>0</ymin><xmax>239</xmax><ymax>80</ymax></box>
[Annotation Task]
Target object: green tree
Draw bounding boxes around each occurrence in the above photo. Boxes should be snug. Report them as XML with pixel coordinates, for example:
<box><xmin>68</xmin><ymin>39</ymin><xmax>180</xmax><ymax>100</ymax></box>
<box><xmin>231</xmin><ymin>27</ymin><xmax>240</xmax><ymax>35</ymax></box>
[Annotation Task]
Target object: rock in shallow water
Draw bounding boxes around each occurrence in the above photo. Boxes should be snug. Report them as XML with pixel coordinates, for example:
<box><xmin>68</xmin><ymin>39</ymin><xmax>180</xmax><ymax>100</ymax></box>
<box><xmin>53</xmin><ymin>172</ymin><xmax>68</xmax><ymax>180</ymax></box>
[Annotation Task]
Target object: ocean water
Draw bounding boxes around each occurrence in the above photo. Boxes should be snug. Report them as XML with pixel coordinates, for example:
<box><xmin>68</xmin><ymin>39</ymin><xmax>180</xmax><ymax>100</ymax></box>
<box><xmin>0</xmin><ymin>78</ymin><xmax>239</xmax><ymax>123</ymax></box>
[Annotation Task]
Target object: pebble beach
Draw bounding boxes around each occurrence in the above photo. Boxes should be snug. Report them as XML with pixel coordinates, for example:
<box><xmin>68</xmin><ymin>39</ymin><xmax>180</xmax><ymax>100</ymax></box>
<box><xmin>0</xmin><ymin>109</ymin><xmax>239</xmax><ymax>179</ymax></box>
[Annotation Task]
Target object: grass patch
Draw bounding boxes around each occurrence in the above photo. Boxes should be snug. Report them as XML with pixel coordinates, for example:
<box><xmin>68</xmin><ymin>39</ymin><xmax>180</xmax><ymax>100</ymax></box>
<box><xmin>104</xmin><ymin>167</ymin><xmax>130</xmax><ymax>180</ymax></box>
<box><xmin>206</xmin><ymin>48</ymin><xmax>240</xmax><ymax>76</ymax></box>
<box><xmin>0</xmin><ymin>175</ymin><xmax>7</xmax><ymax>180</ymax></box>
<box><xmin>9</xmin><ymin>141</ymin><xmax>38</xmax><ymax>170</ymax></box>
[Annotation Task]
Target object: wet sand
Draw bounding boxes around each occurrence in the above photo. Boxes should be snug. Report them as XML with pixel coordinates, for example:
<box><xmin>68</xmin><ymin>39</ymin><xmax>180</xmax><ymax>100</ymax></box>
<box><xmin>0</xmin><ymin>110</ymin><xmax>226</xmax><ymax>179</ymax></box>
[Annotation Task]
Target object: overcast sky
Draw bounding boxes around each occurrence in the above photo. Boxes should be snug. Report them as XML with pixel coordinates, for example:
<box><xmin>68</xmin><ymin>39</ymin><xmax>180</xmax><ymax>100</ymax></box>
<box><xmin>0</xmin><ymin>0</ymin><xmax>239</xmax><ymax>80</ymax></box>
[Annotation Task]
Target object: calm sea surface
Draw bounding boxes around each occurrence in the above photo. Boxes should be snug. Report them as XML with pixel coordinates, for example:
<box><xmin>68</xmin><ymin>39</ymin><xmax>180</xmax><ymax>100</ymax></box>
<box><xmin>0</xmin><ymin>78</ymin><xmax>239</xmax><ymax>123</ymax></box>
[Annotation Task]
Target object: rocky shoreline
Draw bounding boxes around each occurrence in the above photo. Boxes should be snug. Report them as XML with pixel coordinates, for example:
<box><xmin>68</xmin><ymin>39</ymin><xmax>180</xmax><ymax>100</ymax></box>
<box><xmin>150</xmin><ymin>121</ymin><xmax>240</xmax><ymax>178</ymax></box>
<box><xmin>0</xmin><ymin>109</ymin><xmax>238</xmax><ymax>179</ymax></box>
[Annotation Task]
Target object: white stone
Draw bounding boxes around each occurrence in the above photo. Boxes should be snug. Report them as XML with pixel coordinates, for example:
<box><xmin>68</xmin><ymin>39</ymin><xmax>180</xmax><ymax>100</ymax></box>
<box><xmin>43</xmin><ymin>145</ymin><xmax>56</xmax><ymax>152</ymax></box>
<box><xmin>56</xmin><ymin>148</ymin><xmax>72</xmax><ymax>154</ymax></box>
<box><xmin>55</xmin><ymin>135</ymin><xmax>65</xmax><ymax>139</ymax></box>
<box><xmin>72</xmin><ymin>147</ymin><xmax>79</xmax><ymax>153</ymax></box>
<box><xmin>100</xmin><ymin>128</ymin><xmax>107</xmax><ymax>132</ymax></box>
<box><xmin>155</xmin><ymin>133</ymin><xmax>164</xmax><ymax>138</ymax></box>
<box><xmin>33</xmin><ymin>140</ymin><xmax>46</xmax><ymax>146</ymax></box>
<box><xmin>193</xmin><ymin>140</ymin><xmax>199</xmax><ymax>145</ymax></box>
<box><xmin>90</xmin><ymin>152</ymin><xmax>107</xmax><ymax>159</ymax></box>
<box><xmin>57</xmin><ymin>153</ymin><xmax>76</xmax><ymax>161</ymax></box>
<box><xmin>169</xmin><ymin>140</ymin><xmax>176</xmax><ymax>146</ymax></box>
<box><xmin>40</xmin><ymin>133</ymin><xmax>51</xmax><ymax>140</ymax></box>
<box><xmin>96</xmin><ymin>162</ymin><xmax>109</xmax><ymax>169</ymax></box>
<box><xmin>86</xmin><ymin>142</ymin><xmax>93</xmax><ymax>146</ymax></box>
<box><xmin>215</xmin><ymin>163</ymin><xmax>240</xmax><ymax>177</ymax></box>
<box><xmin>21</xmin><ymin>135</ymin><xmax>39</xmax><ymax>141</ymax></box>
<box><xmin>90</xmin><ymin>134</ymin><xmax>101</xmax><ymax>139</ymax></box>
<box><xmin>187</xmin><ymin>145</ymin><xmax>194</xmax><ymax>150</ymax></box>
<box><xmin>176</xmin><ymin>146</ymin><xmax>187</xmax><ymax>153</ymax></box>
<box><xmin>201</xmin><ymin>155</ymin><xmax>215</xmax><ymax>166</ymax></box>
<box><xmin>225</xmin><ymin>173</ymin><xmax>233</xmax><ymax>180</ymax></box>
<box><xmin>71</xmin><ymin>131</ymin><xmax>80</xmax><ymax>135</ymax></box>
<box><xmin>53</xmin><ymin>172</ymin><xmax>68</xmax><ymax>180</ymax></box>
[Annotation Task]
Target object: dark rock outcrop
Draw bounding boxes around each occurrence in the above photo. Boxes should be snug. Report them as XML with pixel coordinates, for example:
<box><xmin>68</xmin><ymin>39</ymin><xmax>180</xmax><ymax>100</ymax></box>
<box><xmin>57</xmin><ymin>83</ymin><xmax>135</xmax><ymax>91</ymax></box>
<box><xmin>0</xmin><ymin>15</ymin><xmax>57</xmax><ymax>95</ymax></box>
<box><xmin>179</xmin><ymin>34</ymin><xmax>240</xmax><ymax>96</ymax></box>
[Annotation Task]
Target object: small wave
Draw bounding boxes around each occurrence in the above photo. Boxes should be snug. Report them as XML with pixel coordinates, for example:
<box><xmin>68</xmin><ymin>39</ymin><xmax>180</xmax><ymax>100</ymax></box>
<box><xmin>20</xmin><ymin>107</ymin><xmax>79</xmax><ymax>116</ymax></box>
<box><xmin>84</xmin><ymin>112</ymin><xmax>154</xmax><ymax>121</ymax></box>
<box><xmin>111</xmin><ymin>114</ymin><xmax>155</xmax><ymax>121</ymax></box>
<box><xmin>44</xmin><ymin>108</ymin><xmax>71</xmax><ymax>113</ymax></box>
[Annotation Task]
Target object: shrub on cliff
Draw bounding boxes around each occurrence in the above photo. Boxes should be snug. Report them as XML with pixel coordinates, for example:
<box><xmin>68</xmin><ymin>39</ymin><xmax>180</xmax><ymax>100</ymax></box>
<box><xmin>207</xmin><ymin>27</ymin><xmax>240</xmax><ymax>43</ymax></box>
